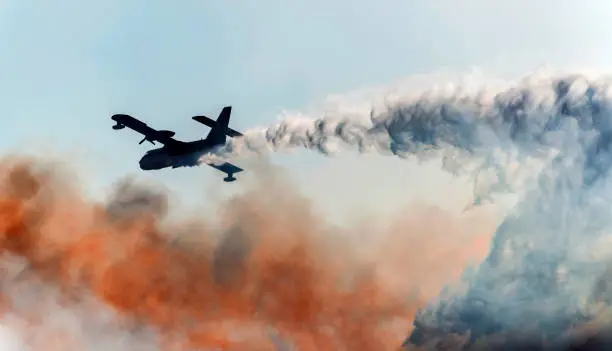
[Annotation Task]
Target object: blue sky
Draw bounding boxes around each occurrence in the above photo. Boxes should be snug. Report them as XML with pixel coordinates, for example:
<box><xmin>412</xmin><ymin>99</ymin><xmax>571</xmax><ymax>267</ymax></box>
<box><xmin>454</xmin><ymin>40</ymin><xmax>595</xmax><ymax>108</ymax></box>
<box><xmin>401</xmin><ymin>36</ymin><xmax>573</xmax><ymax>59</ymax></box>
<box><xmin>2</xmin><ymin>1</ymin><xmax>612</xmax><ymax>223</ymax></box>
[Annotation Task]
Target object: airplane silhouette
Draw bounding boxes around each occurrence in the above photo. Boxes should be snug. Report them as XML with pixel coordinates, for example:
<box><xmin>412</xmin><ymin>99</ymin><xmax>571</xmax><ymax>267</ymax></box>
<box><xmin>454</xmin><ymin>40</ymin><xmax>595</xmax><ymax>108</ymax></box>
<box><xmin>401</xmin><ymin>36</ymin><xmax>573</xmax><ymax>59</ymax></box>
<box><xmin>111</xmin><ymin>106</ymin><xmax>244</xmax><ymax>182</ymax></box>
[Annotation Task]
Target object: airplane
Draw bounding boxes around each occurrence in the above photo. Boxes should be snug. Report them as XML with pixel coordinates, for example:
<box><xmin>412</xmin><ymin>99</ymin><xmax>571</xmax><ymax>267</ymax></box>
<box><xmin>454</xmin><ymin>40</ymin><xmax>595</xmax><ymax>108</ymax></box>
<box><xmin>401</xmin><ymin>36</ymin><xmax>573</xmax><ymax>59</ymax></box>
<box><xmin>110</xmin><ymin>106</ymin><xmax>244</xmax><ymax>182</ymax></box>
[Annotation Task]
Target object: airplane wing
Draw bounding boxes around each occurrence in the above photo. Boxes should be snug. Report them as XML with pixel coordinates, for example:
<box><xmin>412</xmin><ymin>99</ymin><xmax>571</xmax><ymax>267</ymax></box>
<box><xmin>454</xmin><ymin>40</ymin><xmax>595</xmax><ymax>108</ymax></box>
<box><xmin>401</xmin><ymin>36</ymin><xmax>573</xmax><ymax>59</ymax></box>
<box><xmin>207</xmin><ymin>161</ymin><xmax>244</xmax><ymax>175</ymax></box>
<box><xmin>111</xmin><ymin>114</ymin><xmax>185</xmax><ymax>148</ymax></box>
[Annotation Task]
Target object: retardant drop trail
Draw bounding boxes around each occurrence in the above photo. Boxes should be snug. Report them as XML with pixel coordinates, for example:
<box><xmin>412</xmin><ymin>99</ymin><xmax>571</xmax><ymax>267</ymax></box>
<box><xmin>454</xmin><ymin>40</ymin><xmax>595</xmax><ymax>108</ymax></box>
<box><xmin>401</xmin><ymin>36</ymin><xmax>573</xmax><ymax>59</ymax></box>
<box><xmin>0</xmin><ymin>156</ymin><xmax>493</xmax><ymax>350</ymax></box>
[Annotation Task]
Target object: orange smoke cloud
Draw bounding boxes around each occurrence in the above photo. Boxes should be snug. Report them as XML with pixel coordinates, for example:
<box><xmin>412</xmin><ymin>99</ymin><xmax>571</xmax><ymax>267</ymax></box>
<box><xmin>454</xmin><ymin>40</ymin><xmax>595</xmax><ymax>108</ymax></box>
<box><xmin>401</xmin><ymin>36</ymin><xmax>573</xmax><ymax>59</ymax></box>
<box><xmin>0</xmin><ymin>155</ymin><xmax>495</xmax><ymax>350</ymax></box>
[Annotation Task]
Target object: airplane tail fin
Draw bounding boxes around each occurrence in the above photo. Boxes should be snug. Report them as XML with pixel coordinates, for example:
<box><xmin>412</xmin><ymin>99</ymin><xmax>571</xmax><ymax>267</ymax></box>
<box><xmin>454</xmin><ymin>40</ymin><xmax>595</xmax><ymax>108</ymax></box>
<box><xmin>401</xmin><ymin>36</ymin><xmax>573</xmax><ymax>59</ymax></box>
<box><xmin>192</xmin><ymin>106</ymin><xmax>243</xmax><ymax>144</ymax></box>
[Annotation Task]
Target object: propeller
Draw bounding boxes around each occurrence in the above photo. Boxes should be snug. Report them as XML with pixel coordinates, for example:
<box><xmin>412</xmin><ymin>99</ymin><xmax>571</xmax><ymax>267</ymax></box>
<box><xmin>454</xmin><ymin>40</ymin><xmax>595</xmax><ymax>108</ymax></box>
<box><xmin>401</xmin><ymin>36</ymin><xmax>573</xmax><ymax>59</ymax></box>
<box><xmin>139</xmin><ymin>137</ymin><xmax>155</xmax><ymax>145</ymax></box>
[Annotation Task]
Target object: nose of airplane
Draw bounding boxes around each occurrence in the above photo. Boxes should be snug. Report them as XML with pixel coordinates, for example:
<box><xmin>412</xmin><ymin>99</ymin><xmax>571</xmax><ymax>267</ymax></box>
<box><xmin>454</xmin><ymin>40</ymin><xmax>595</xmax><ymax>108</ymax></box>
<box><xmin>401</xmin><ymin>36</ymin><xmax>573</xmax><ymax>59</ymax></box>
<box><xmin>138</xmin><ymin>156</ymin><xmax>151</xmax><ymax>170</ymax></box>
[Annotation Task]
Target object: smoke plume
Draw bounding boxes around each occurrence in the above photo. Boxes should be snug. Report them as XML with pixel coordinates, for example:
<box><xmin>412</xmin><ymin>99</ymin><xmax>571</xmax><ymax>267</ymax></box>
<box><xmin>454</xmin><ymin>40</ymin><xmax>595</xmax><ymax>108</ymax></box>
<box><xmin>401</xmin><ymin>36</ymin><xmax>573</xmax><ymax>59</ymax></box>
<box><xmin>218</xmin><ymin>74</ymin><xmax>612</xmax><ymax>200</ymax></box>
<box><xmin>0</xmin><ymin>155</ymin><xmax>492</xmax><ymax>350</ymax></box>
<box><xmin>208</xmin><ymin>72</ymin><xmax>612</xmax><ymax>349</ymax></box>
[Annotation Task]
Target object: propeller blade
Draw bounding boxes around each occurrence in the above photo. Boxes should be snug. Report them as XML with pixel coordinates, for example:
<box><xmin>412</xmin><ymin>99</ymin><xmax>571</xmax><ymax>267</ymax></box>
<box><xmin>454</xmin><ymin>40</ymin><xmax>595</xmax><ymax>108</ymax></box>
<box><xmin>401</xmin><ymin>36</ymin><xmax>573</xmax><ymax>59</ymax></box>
<box><xmin>139</xmin><ymin>137</ymin><xmax>155</xmax><ymax>145</ymax></box>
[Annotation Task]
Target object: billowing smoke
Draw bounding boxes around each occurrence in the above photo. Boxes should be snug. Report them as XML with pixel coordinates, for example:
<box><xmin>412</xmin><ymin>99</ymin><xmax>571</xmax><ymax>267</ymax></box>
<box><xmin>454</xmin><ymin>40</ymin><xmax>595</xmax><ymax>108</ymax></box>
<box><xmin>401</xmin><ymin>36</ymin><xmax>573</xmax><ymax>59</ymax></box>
<box><xmin>209</xmin><ymin>73</ymin><xmax>612</xmax><ymax>349</ymax></box>
<box><xmin>218</xmin><ymin>74</ymin><xmax>612</xmax><ymax>200</ymax></box>
<box><xmin>0</xmin><ymin>156</ymin><xmax>492</xmax><ymax>350</ymax></box>
<box><xmin>8</xmin><ymin>72</ymin><xmax>612</xmax><ymax>349</ymax></box>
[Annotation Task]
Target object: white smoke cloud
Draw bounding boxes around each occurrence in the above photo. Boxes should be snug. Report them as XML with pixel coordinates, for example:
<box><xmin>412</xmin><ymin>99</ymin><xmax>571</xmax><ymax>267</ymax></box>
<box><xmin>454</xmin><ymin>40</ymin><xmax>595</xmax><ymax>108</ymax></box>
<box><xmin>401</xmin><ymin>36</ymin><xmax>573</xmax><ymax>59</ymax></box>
<box><xmin>0</xmin><ymin>254</ymin><xmax>162</xmax><ymax>351</ymax></box>
<box><xmin>0</xmin><ymin>325</ymin><xmax>24</xmax><ymax>351</ymax></box>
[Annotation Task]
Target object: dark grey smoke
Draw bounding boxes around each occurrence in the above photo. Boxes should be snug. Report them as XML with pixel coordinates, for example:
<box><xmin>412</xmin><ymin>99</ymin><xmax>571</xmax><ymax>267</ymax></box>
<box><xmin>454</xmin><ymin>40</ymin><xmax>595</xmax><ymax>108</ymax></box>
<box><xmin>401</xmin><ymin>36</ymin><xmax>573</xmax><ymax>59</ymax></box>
<box><xmin>105</xmin><ymin>177</ymin><xmax>169</xmax><ymax>221</ymax></box>
<box><xmin>220</xmin><ymin>74</ymin><xmax>612</xmax><ymax>349</ymax></box>
<box><xmin>212</xmin><ymin>225</ymin><xmax>252</xmax><ymax>288</ymax></box>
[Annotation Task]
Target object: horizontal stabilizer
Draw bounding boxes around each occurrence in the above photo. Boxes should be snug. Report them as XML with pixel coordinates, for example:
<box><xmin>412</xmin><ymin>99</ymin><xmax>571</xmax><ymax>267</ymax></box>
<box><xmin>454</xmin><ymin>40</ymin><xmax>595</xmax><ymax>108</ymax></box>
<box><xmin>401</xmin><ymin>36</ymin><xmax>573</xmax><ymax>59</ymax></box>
<box><xmin>192</xmin><ymin>115</ymin><xmax>243</xmax><ymax>137</ymax></box>
<box><xmin>207</xmin><ymin>162</ymin><xmax>244</xmax><ymax>175</ymax></box>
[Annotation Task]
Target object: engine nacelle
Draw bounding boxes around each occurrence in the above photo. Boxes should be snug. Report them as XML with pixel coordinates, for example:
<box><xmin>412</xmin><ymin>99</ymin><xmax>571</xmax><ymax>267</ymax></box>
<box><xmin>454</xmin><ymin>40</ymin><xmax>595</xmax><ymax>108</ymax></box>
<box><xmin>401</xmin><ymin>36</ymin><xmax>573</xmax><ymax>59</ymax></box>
<box><xmin>112</xmin><ymin>123</ymin><xmax>125</xmax><ymax>130</ymax></box>
<box><xmin>157</xmin><ymin>130</ymin><xmax>176</xmax><ymax>138</ymax></box>
<box><xmin>223</xmin><ymin>174</ymin><xmax>236</xmax><ymax>182</ymax></box>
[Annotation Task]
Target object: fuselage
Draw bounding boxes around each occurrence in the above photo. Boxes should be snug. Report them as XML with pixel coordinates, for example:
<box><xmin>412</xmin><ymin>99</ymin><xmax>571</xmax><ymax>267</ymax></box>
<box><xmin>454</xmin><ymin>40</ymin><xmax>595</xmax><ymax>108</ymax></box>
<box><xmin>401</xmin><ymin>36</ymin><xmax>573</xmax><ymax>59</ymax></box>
<box><xmin>138</xmin><ymin>139</ymin><xmax>219</xmax><ymax>170</ymax></box>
